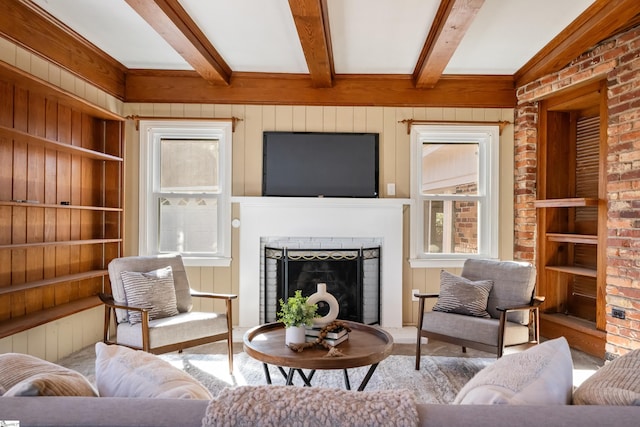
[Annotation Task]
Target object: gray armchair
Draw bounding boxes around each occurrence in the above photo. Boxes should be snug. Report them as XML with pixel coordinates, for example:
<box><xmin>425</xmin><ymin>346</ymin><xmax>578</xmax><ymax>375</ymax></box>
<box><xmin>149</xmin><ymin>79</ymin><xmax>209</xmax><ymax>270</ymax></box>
<box><xmin>100</xmin><ymin>254</ymin><xmax>236</xmax><ymax>373</ymax></box>
<box><xmin>415</xmin><ymin>259</ymin><xmax>544</xmax><ymax>369</ymax></box>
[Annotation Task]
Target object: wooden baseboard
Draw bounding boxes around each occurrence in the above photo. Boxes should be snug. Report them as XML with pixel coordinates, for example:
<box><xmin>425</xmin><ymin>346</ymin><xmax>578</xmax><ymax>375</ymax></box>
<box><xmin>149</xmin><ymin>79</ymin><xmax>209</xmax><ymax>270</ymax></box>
<box><xmin>540</xmin><ymin>313</ymin><xmax>605</xmax><ymax>358</ymax></box>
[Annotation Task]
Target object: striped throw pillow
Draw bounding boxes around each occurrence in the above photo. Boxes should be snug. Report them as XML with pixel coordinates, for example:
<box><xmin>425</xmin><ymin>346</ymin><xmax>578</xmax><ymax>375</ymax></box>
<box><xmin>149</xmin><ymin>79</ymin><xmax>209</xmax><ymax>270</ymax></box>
<box><xmin>433</xmin><ymin>270</ymin><xmax>493</xmax><ymax>318</ymax></box>
<box><xmin>120</xmin><ymin>267</ymin><xmax>179</xmax><ymax>325</ymax></box>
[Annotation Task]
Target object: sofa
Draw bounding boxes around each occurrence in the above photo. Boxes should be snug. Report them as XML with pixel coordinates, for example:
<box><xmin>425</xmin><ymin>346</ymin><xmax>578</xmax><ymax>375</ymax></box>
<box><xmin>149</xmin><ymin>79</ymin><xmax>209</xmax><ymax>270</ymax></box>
<box><xmin>1</xmin><ymin>338</ymin><xmax>639</xmax><ymax>427</ymax></box>
<box><xmin>1</xmin><ymin>396</ymin><xmax>639</xmax><ymax>427</ymax></box>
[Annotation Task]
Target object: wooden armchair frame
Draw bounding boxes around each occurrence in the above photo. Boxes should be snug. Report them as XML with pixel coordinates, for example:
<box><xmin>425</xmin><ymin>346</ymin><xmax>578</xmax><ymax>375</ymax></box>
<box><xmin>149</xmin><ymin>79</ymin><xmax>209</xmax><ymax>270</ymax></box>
<box><xmin>99</xmin><ymin>290</ymin><xmax>237</xmax><ymax>374</ymax></box>
<box><xmin>415</xmin><ymin>293</ymin><xmax>544</xmax><ymax>369</ymax></box>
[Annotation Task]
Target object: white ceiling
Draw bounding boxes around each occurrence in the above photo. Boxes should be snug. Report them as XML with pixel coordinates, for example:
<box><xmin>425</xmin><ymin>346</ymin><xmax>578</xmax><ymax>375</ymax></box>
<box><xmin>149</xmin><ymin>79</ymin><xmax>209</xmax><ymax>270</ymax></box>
<box><xmin>31</xmin><ymin>0</ymin><xmax>596</xmax><ymax>76</ymax></box>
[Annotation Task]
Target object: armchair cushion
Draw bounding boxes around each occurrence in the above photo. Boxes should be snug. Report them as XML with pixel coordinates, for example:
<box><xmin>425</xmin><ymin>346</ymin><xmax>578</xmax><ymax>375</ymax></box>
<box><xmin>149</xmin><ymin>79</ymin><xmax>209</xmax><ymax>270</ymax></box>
<box><xmin>433</xmin><ymin>270</ymin><xmax>493</xmax><ymax>318</ymax></box>
<box><xmin>453</xmin><ymin>337</ymin><xmax>573</xmax><ymax>405</ymax></box>
<box><xmin>109</xmin><ymin>255</ymin><xmax>193</xmax><ymax>324</ymax></box>
<box><xmin>461</xmin><ymin>259</ymin><xmax>536</xmax><ymax>324</ymax></box>
<box><xmin>120</xmin><ymin>266</ymin><xmax>179</xmax><ymax>325</ymax></box>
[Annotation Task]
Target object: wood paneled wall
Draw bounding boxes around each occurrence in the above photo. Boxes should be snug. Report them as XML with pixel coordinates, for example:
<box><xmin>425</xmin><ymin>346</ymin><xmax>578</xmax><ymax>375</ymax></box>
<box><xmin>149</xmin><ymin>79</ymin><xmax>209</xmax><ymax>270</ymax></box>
<box><xmin>123</xmin><ymin>103</ymin><xmax>515</xmax><ymax>328</ymax></box>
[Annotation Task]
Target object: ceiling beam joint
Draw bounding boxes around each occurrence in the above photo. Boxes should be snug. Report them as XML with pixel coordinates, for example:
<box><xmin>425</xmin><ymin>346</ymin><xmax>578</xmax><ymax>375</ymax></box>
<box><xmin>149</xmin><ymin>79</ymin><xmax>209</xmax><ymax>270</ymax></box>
<box><xmin>288</xmin><ymin>0</ymin><xmax>334</xmax><ymax>88</ymax></box>
<box><xmin>413</xmin><ymin>0</ymin><xmax>485</xmax><ymax>89</ymax></box>
<box><xmin>126</xmin><ymin>0</ymin><xmax>231</xmax><ymax>85</ymax></box>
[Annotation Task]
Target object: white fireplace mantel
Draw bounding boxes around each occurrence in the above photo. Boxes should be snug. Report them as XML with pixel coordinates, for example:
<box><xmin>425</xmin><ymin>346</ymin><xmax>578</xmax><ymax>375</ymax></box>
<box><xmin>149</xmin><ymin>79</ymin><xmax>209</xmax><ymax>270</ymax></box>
<box><xmin>232</xmin><ymin>197</ymin><xmax>411</xmax><ymax>328</ymax></box>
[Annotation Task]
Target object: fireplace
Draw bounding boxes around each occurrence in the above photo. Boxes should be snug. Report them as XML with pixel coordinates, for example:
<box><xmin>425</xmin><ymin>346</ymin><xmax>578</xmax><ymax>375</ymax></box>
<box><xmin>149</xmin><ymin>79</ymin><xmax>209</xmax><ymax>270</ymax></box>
<box><xmin>234</xmin><ymin>196</ymin><xmax>409</xmax><ymax>328</ymax></box>
<box><xmin>263</xmin><ymin>246</ymin><xmax>381</xmax><ymax>324</ymax></box>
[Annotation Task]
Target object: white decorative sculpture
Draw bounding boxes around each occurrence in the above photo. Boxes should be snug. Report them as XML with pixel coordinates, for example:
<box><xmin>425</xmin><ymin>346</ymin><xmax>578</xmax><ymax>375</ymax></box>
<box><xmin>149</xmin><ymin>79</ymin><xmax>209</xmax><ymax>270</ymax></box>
<box><xmin>306</xmin><ymin>283</ymin><xmax>339</xmax><ymax>327</ymax></box>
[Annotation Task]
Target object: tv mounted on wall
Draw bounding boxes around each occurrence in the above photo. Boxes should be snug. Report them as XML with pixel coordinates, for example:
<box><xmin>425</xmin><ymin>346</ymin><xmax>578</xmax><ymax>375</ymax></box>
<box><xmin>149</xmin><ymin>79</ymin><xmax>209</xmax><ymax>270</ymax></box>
<box><xmin>262</xmin><ymin>131</ymin><xmax>379</xmax><ymax>198</ymax></box>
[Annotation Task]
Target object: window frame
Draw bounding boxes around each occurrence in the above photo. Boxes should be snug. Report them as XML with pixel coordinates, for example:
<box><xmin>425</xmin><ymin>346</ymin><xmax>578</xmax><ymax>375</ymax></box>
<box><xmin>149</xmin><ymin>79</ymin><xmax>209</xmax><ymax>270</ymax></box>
<box><xmin>138</xmin><ymin>120</ymin><xmax>232</xmax><ymax>267</ymax></box>
<box><xmin>409</xmin><ymin>124</ymin><xmax>499</xmax><ymax>268</ymax></box>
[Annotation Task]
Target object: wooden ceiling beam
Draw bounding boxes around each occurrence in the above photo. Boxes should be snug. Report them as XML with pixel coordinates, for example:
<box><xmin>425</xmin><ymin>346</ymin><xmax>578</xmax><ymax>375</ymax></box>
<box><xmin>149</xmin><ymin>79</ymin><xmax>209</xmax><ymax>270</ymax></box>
<box><xmin>288</xmin><ymin>0</ymin><xmax>334</xmax><ymax>88</ymax></box>
<box><xmin>413</xmin><ymin>0</ymin><xmax>485</xmax><ymax>89</ymax></box>
<box><xmin>0</xmin><ymin>0</ymin><xmax>126</xmax><ymax>99</ymax></box>
<box><xmin>125</xmin><ymin>0</ymin><xmax>231</xmax><ymax>85</ymax></box>
<box><xmin>515</xmin><ymin>0</ymin><xmax>640</xmax><ymax>88</ymax></box>
<box><xmin>125</xmin><ymin>70</ymin><xmax>515</xmax><ymax>108</ymax></box>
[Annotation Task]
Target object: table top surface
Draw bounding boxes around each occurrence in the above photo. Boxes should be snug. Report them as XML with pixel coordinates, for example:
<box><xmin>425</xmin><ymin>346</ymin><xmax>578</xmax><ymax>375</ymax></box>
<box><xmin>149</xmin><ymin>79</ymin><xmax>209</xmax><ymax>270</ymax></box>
<box><xmin>242</xmin><ymin>321</ymin><xmax>394</xmax><ymax>370</ymax></box>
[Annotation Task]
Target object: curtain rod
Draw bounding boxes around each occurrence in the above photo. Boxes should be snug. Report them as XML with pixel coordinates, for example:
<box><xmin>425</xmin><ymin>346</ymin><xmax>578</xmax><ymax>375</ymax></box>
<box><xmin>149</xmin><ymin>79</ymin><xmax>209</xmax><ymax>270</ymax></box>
<box><xmin>125</xmin><ymin>115</ymin><xmax>243</xmax><ymax>132</ymax></box>
<box><xmin>398</xmin><ymin>119</ymin><xmax>511</xmax><ymax>135</ymax></box>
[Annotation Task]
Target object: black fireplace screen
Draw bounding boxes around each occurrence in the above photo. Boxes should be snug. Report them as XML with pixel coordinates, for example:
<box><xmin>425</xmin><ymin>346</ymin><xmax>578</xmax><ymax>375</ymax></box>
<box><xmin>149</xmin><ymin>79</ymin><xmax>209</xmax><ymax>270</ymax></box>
<box><xmin>264</xmin><ymin>247</ymin><xmax>381</xmax><ymax>325</ymax></box>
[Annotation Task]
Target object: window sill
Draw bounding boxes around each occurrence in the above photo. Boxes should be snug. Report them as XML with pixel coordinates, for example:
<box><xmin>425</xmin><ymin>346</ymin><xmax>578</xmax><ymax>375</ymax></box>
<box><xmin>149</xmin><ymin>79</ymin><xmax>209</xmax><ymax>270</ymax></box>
<box><xmin>409</xmin><ymin>256</ymin><xmax>499</xmax><ymax>269</ymax></box>
<box><xmin>182</xmin><ymin>256</ymin><xmax>232</xmax><ymax>267</ymax></box>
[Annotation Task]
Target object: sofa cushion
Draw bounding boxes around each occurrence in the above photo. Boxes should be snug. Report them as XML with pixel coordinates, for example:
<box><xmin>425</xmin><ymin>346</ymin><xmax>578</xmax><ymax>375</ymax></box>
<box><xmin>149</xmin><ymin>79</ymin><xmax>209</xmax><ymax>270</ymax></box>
<box><xmin>433</xmin><ymin>270</ymin><xmax>493</xmax><ymax>318</ymax></box>
<box><xmin>94</xmin><ymin>342</ymin><xmax>212</xmax><ymax>399</ymax></box>
<box><xmin>573</xmin><ymin>348</ymin><xmax>640</xmax><ymax>405</ymax></box>
<box><xmin>121</xmin><ymin>266</ymin><xmax>179</xmax><ymax>325</ymax></box>
<box><xmin>0</xmin><ymin>353</ymin><xmax>97</xmax><ymax>397</ymax></box>
<box><xmin>453</xmin><ymin>337</ymin><xmax>573</xmax><ymax>405</ymax></box>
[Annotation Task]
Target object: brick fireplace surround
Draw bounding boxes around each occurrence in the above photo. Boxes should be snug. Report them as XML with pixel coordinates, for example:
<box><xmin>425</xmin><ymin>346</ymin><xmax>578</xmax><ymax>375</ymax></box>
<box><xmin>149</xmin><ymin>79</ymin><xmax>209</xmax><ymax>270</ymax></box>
<box><xmin>514</xmin><ymin>24</ymin><xmax>640</xmax><ymax>358</ymax></box>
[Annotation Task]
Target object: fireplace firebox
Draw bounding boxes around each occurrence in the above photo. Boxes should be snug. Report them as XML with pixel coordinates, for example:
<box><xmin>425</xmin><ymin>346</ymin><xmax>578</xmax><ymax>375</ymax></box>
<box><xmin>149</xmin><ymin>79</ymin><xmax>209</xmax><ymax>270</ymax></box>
<box><xmin>264</xmin><ymin>247</ymin><xmax>381</xmax><ymax>325</ymax></box>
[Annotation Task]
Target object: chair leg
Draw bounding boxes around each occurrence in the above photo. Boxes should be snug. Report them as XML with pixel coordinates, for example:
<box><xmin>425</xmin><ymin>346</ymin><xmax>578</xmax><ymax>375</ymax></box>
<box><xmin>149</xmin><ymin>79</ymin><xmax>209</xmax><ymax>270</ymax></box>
<box><xmin>415</xmin><ymin>333</ymin><xmax>422</xmax><ymax>370</ymax></box>
<box><xmin>226</xmin><ymin>299</ymin><xmax>234</xmax><ymax>374</ymax></box>
<box><xmin>415</xmin><ymin>297</ymin><xmax>426</xmax><ymax>370</ymax></box>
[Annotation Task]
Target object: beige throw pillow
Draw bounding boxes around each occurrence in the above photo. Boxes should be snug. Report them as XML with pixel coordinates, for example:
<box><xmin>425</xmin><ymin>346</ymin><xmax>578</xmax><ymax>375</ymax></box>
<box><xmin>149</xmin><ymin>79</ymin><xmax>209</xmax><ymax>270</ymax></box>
<box><xmin>94</xmin><ymin>342</ymin><xmax>213</xmax><ymax>399</ymax></box>
<box><xmin>454</xmin><ymin>337</ymin><xmax>573</xmax><ymax>405</ymax></box>
<box><xmin>573</xmin><ymin>348</ymin><xmax>640</xmax><ymax>405</ymax></box>
<box><xmin>120</xmin><ymin>266</ymin><xmax>179</xmax><ymax>324</ymax></box>
<box><xmin>433</xmin><ymin>270</ymin><xmax>493</xmax><ymax>318</ymax></box>
<box><xmin>0</xmin><ymin>353</ymin><xmax>97</xmax><ymax>397</ymax></box>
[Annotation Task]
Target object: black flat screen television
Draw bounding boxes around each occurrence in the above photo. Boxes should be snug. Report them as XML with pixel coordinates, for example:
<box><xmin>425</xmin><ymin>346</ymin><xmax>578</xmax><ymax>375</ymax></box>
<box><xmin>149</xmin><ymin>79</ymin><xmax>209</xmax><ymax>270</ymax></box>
<box><xmin>262</xmin><ymin>131</ymin><xmax>379</xmax><ymax>198</ymax></box>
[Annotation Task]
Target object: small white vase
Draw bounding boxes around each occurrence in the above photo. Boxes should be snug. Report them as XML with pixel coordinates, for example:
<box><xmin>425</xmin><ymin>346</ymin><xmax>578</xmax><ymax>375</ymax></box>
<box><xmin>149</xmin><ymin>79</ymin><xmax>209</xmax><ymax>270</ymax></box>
<box><xmin>307</xmin><ymin>283</ymin><xmax>340</xmax><ymax>327</ymax></box>
<box><xmin>285</xmin><ymin>325</ymin><xmax>306</xmax><ymax>346</ymax></box>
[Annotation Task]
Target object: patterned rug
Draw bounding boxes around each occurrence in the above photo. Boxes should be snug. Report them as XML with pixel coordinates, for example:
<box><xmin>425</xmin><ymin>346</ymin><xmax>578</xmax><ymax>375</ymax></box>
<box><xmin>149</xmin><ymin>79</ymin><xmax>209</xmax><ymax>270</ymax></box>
<box><xmin>58</xmin><ymin>344</ymin><xmax>493</xmax><ymax>404</ymax></box>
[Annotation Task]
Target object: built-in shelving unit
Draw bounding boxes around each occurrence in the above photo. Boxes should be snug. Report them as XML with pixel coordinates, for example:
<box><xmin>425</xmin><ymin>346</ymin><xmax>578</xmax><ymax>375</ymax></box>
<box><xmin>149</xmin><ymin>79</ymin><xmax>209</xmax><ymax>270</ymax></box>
<box><xmin>0</xmin><ymin>61</ymin><xmax>124</xmax><ymax>338</ymax></box>
<box><xmin>535</xmin><ymin>81</ymin><xmax>607</xmax><ymax>358</ymax></box>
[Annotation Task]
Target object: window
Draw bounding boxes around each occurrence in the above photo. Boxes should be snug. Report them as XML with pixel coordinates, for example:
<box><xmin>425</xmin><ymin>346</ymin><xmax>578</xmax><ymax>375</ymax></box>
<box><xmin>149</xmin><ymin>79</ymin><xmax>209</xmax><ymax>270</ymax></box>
<box><xmin>409</xmin><ymin>125</ymin><xmax>499</xmax><ymax>267</ymax></box>
<box><xmin>139</xmin><ymin>120</ymin><xmax>232</xmax><ymax>266</ymax></box>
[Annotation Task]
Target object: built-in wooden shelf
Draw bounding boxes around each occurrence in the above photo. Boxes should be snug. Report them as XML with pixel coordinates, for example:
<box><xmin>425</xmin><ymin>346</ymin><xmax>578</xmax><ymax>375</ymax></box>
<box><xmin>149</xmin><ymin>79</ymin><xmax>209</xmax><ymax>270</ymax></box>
<box><xmin>0</xmin><ymin>239</ymin><xmax>122</xmax><ymax>250</ymax></box>
<box><xmin>0</xmin><ymin>57</ymin><xmax>123</xmax><ymax>344</ymax></box>
<box><xmin>534</xmin><ymin>197</ymin><xmax>599</xmax><ymax>208</ymax></box>
<box><xmin>0</xmin><ymin>296</ymin><xmax>102</xmax><ymax>339</ymax></box>
<box><xmin>546</xmin><ymin>233</ymin><xmax>598</xmax><ymax>244</ymax></box>
<box><xmin>0</xmin><ymin>270</ymin><xmax>108</xmax><ymax>295</ymax></box>
<box><xmin>540</xmin><ymin>312</ymin><xmax>605</xmax><ymax>358</ymax></box>
<box><xmin>0</xmin><ymin>125</ymin><xmax>123</xmax><ymax>161</ymax></box>
<box><xmin>0</xmin><ymin>60</ymin><xmax>122</xmax><ymax>122</ymax></box>
<box><xmin>0</xmin><ymin>201</ymin><xmax>122</xmax><ymax>211</ymax></box>
<box><xmin>545</xmin><ymin>265</ymin><xmax>597</xmax><ymax>277</ymax></box>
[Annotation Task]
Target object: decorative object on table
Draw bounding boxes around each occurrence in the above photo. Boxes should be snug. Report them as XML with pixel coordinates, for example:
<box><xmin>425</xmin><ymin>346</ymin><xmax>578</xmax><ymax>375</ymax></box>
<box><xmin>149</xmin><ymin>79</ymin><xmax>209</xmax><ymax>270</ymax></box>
<box><xmin>306</xmin><ymin>282</ymin><xmax>340</xmax><ymax>327</ymax></box>
<box><xmin>277</xmin><ymin>290</ymin><xmax>319</xmax><ymax>346</ymax></box>
<box><xmin>289</xmin><ymin>320</ymin><xmax>352</xmax><ymax>354</ymax></box>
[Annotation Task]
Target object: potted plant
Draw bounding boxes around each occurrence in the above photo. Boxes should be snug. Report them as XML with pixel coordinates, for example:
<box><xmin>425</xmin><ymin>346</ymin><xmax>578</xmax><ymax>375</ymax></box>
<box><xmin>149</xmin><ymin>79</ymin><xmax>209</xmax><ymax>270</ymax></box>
<box><xmin>277</xmin><ymin>290</ymin><xmax>319</xmax><ymax>346</ymax></box>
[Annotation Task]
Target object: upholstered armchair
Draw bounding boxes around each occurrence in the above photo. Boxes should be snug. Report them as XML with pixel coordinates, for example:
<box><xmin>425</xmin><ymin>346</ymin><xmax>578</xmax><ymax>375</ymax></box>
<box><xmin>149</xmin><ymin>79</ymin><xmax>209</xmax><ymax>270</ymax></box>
<box><xmin>415</xmin><ymin>259</ymin><xmax>544</xmax><ymax>369</ymax></box>
<box><xmin>100</xmin><ymin>254</ymin><xmax>236</xmax><ymax>373</ymax></box>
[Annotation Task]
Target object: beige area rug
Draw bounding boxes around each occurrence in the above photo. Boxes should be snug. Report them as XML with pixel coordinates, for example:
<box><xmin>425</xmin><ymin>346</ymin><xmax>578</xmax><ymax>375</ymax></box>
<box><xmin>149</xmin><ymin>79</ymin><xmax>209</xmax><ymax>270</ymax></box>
<box><xmin>58</xmin><ymin>343</ymin><xmax>494</xmax><ymax>405</ymax></box>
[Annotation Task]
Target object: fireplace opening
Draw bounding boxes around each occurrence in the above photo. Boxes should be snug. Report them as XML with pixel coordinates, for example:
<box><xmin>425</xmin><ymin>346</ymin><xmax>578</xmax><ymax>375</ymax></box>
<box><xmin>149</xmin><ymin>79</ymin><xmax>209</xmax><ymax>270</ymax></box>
<box><xmin>264</xmin><ymin>247</ymin><xmax>381</xmax><ymax>325</ymax></box>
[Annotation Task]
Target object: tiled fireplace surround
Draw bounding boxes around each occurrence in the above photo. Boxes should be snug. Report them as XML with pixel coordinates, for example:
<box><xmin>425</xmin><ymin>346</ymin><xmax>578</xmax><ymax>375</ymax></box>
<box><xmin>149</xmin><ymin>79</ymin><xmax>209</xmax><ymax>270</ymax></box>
<box><xmin>234</xmin><ymin>197</ymin><xmax>409</xmax><ymax>328</ymax></box>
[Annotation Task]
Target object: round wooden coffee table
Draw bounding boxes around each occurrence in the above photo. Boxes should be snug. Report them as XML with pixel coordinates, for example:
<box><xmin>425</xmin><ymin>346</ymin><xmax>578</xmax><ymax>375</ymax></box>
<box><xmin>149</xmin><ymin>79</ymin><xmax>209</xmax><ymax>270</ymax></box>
<box><xmin>243</xmin><ymin>321</ymin><xmax>393</xmax><ymax>391</ymax></box>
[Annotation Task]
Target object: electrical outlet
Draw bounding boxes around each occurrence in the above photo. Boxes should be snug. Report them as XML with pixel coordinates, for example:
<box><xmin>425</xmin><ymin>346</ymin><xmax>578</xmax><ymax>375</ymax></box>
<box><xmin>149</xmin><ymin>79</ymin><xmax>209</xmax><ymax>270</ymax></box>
<box><xmin>612</xmin><ymin>308</ymin><xmax>626</xmax><ymax>319</ymax></box>
<box><xmin>412</xmin><ymin>289</ymin><xmax>419</xmax><ymax>302</ymax></box>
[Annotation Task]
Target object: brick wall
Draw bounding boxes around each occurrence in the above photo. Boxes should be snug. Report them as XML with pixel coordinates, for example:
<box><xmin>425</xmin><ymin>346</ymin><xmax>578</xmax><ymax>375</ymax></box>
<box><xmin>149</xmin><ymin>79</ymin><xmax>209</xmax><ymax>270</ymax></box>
<box><xmin>514</xmin><ymin>24</ymin><xmax>640</xmax><ymax>357</ymax></box>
